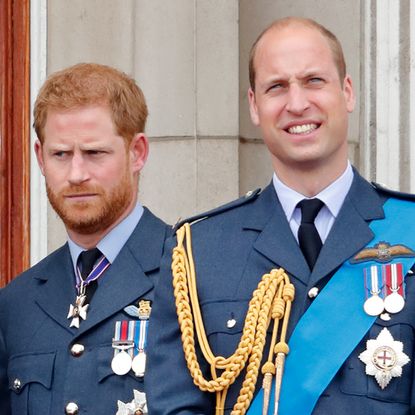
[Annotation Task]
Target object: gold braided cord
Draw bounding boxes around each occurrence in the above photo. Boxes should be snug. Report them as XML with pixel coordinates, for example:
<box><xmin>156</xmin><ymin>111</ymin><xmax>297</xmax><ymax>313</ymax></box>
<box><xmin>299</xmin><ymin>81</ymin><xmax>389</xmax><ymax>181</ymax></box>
<box><xmin>172</xmin><ymin>223</ymin><xmax>294</xmax><ymax>415</ymax></box>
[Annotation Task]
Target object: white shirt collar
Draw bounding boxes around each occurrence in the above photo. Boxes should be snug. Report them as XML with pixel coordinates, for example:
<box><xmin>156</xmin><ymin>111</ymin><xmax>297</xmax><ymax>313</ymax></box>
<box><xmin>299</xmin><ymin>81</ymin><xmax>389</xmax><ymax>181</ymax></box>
<box><xmin>67</xmin><ymin>202</ymin><xmax>144</xmax><ymax>274</ymax></box>
<box><xmin>273</xmin><ymin>162</ymin><xmax>354</xmax><ymax>223</ymax></box>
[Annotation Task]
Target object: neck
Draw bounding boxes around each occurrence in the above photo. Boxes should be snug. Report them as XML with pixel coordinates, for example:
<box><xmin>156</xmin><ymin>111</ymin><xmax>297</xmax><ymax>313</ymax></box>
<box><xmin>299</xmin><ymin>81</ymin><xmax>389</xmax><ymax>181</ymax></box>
<box><xmin>273</xmin><ymin>159</ymin><xmax>348</xmax><ymax>197</ymax></box>
<box><xmin>67</xmin><ymin>230</ymin><xmax>109</xmax><ymax>250</ymax></box>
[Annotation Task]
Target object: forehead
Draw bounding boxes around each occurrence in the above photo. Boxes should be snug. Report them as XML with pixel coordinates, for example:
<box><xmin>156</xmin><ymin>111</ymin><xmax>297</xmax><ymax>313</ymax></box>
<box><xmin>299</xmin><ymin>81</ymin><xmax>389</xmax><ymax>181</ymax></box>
<box><xmin>44</xmin><ymin>105</ymin><xmax>115</xmax><ymax>133</ymax></box>
<box><xmin>254</xmin><ymin>25</ymin><xmax>337</xmax><ymax>77</ymax></box>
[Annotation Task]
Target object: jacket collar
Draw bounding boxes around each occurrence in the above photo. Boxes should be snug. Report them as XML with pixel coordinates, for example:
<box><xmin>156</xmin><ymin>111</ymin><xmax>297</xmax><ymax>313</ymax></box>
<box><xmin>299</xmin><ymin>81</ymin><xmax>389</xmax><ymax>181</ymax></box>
<box><xmin>33</xmin><ymin>208</ymin><xmax>168</xmax><ymax>336</ymax></box>
<box><xmin>243</xmin><ymin>171</ymin><xmax>384</xmax><ymax>286</ymax></box>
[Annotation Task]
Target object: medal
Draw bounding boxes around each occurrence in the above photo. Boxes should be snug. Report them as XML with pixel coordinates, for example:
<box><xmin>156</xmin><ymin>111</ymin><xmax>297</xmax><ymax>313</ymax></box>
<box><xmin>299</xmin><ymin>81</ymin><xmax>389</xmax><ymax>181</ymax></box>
<box><xmin>363</xmin><ymin>295</ymin><xmax>384</xmax><ymax>316</ymax></box>
<box><xmin>112</xmin><ymin>303</ymin><xmax>150</xmax><ymax>377</ymax></box>
<box><xmin>363</xmin><ymin>266</ymin><xmax>385</xmax><ymax>316</ymax></box>
<box><xmin>112</xmin><ymin>321</ymin><xmax>135</xmax><ymax>376</ymax></box>
<box><xmin>67</xmin><ymin>289</ymin><xmax>89</xmax><ymax>328</ymax></box>
<box><xmin>384</xmin><ymin>292</ymin><xmax>405</xmax><ymax>314</ymax></box>
<box><xmin>116</xmin><ymin>390</ymin><xmax>148</xmax><ymax>415</ymax></box>
<box><xmin>132</xmin><ymin>319</ymin><xmax>149</xmax><ymax>377</ymax></box>
<box><xmin>359</xmin><ymin>327</ymin><xmax>410</xmax><ymax>389</ymax></box>
<box><xmin>383</xmin><ymin>263</ymin><xmax>405</xmax><ymax>313</ymax></box>
<box><xmin>132</xmin><ymin>352</ymin><xmax>146</xmax><ymax>377</ymax></box>
<box><xmin>111</xmin><ymin>350</ymin><xmax>133</xmax><ymax>376</ymax></box>
<box><xmin>68</xmin><ymin>254</ymin><xmax>110</xmax><ymax>328</ymax></box>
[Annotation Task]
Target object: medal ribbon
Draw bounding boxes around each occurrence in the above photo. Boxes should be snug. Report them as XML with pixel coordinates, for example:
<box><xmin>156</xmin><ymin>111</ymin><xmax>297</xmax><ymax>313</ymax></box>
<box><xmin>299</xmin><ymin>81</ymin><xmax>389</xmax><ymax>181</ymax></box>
<box><xmin>248</xmin><ymin>198</ymin><xmax>415</xmax><ymax>415</ymax></box>
<box><xmin>113</xmin><ymin>320</ymin><xmax>149</xmax><ymax>357</ymax></box>
<box><xmin>134</xmin><ymin>320</ymin><xmax>149</xmax><ymax>355</ymax></box>
<box><xmin>113</xmin><ymin>321</ymin><xmax>134</xmax><ymax>356</ymax></box>
<box><xmin>75</xmin><ymin>255</ymin><xmax>110</xmax><ymax>291</ymax></box>
<box><xmin>384</xmin><ymin>263</ymin><xmax>404</xmax><ymax>296</ymax></box>
<box><xmin>364</xmin><ymin>265</ymin><xmax>384</xmax><ymax>299</ymax></box>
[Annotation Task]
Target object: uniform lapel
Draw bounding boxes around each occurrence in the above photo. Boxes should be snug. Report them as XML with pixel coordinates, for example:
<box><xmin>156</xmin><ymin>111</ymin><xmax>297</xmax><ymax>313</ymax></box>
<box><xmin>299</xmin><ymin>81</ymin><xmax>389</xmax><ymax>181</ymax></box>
<box><xmin>75</xmin><ymin>209</ymin><xmax>167</xmax><ymax>337</ymax></box>
<box><xmin>245</xmin><ymin>184</ymin><xmax>311</xmax><ymax>285</ymax></box>
<box><xmin>34</xmin><ymin>245</ymin><xmax>77</xmax><ymax>333</ymax></box>
<box><xmin>309</xmin><ymin>172</ymin><xmax>385</xmax><ymax>287</ymax></box>
<box><xmin>244</xmin><ymin>173</ymin><xmax>386</xmax><ymax>289</ymax></box>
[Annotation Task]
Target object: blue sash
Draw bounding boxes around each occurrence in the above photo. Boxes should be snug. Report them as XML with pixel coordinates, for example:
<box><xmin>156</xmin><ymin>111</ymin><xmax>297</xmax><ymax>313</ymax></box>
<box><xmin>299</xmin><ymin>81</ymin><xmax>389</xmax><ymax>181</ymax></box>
<box><xmin>248</xmin><ymin>198</ymin><xmax>415</xmax><ymax>415</ymax></box>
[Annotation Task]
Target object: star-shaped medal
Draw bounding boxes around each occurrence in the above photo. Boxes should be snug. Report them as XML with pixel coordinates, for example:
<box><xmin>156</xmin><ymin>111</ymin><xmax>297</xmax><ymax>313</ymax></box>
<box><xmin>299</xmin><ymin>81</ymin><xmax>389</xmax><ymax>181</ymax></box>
<box><xmin>359</xmin><ymin>327</ymin><xmax>410</xmax><ymax>389</ymax></box>
<box><xmin>116</xmin><ymin>390</ymin><xmax>147</xmax><ymax>415</ymax></box>
<box><xmin>116</xmin><ymin>400</ymin><xmax>135</xmax><ymax>415</ymax></box>
<box><xmin>132</xmin><ymin>390</ymin><xmax>147</xmax><ymax>414</ymax></box>
<box><xmin>67</xmin><ymin>294</ymin><xmax>89</xmax><ymax>328</ymax></box>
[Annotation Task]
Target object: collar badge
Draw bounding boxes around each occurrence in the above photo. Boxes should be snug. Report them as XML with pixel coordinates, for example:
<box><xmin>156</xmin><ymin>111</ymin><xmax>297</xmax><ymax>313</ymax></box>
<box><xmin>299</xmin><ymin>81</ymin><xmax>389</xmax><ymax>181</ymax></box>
<box><xmin>359</xmin><ymin>327</ymin><xmax>410</xmax><ymax>389</ymax></box>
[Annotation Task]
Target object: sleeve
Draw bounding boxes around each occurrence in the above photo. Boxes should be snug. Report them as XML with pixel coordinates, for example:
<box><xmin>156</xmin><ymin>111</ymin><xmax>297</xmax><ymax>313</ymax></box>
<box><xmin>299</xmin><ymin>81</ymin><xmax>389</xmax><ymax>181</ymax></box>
<box><xmin>146</xmin><ymin>236</ymin><xmax>214</xmax><ymax>414</ymax></box>
<box><xmin>0</xmin><ymin>291</ymin><xmax>11</xmax><ymax>415</ymax></box>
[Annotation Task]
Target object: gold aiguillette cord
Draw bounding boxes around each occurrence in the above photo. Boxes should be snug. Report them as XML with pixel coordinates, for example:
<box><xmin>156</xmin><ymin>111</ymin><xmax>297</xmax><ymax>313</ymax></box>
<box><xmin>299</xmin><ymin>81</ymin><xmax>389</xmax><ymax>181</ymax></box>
<box><xmin>172</xmin><ymin>223</ymin><xmax>294</xmax><ymax>415</ymax></box>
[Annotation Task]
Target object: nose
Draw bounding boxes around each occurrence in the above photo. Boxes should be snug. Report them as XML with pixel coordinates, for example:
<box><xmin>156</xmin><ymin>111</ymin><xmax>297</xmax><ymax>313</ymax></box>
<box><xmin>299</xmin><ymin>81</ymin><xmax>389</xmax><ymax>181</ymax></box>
<box><xmin>285</xmin><ymin>84</ymin><xmax>310</xmax><ymax>115</ymax></box>
<box><xmin>67</xmin><ymin>153</ymin><xmax>90</xmax><ymax>185</ymax></box>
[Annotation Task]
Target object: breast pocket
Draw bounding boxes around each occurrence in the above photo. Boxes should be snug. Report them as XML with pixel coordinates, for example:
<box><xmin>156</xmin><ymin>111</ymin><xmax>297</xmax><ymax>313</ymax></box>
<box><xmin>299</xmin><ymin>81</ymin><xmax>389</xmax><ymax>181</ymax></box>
<box><xmin>95</xmin><ymin>344</ymin><xmax>144</xmax><ymax>412</ymax></box>
<box><xmin>201</xmin><ymin>300</ymin><xmax>249</xmax><ymax>357</ymax></box>
<box><xmin>339</xmin><ymin>323</ymin><xmax>413</xmax><ymax>404</ymax></box>
<box><xmin>8</xmin><ymin>352</ymin><xmax>55</xmax><ymax>415</ymax></box>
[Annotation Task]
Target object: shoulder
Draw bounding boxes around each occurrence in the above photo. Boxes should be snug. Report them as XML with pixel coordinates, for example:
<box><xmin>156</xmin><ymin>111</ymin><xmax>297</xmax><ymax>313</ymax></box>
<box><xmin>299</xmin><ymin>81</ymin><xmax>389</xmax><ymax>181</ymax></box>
<box><xmin>372</xmin><ymin>182</ymin><xmax>415</xmax><ymax>201</ymax></box>
<box><xmin>174</xmin><ymin>187</ymin><xmax>263</xmax><ymax>231</ymax></box>
<box><xmin>140</xmin><ymin>207</ymin><xmax>172</xmax><ymax>238</ymax></box>
<box><xmin>0</xmin><ymin>244</ymin><xmax>69</xmax><ymax>298</ymax></box>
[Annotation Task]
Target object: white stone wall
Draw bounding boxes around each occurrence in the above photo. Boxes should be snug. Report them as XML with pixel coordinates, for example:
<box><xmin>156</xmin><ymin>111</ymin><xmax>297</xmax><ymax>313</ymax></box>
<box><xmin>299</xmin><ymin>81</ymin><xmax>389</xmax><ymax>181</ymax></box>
<box><xmin>31</xmin><ymin>0</ymin><xmax>413</xmax><ymax>255</ymax></box>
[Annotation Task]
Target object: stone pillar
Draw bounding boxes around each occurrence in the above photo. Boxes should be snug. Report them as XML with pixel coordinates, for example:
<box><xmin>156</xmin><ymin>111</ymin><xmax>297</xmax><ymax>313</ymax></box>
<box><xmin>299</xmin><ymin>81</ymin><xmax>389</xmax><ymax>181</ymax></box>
<box><xmin>362</xmin><ymin>0</ymin><xmax>415</xmax><ymax>192</ymax></box>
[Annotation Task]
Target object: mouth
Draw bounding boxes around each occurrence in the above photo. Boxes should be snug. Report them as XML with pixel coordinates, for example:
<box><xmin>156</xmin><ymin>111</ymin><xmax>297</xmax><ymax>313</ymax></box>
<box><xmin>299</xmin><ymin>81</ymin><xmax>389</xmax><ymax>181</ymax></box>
<box><xmin>64</xmin><ymin>193</ymin><xmax>98</xmax><ymax>200</ymax></box>
<box><xmin>285</xmin><ymin>123</ymin><xmax>320</xmax><ymax>135</ymax></box>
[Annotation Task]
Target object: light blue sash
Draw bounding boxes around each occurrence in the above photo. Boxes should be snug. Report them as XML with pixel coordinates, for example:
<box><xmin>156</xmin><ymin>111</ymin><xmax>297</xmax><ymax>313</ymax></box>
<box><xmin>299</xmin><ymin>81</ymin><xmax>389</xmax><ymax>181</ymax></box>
<box><xmin>248</xmin><ymin>198</ymin><xmax>415</xmax><ymax>415</ymax></box>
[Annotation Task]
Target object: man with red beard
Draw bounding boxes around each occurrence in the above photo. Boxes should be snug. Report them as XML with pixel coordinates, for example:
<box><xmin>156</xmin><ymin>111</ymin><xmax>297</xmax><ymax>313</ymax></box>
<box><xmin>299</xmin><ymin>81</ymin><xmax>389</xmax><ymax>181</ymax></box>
<box><xmin>0</xmin><ymin>63</ymin><xmax>170</xmax><ymax>415</ymax></box>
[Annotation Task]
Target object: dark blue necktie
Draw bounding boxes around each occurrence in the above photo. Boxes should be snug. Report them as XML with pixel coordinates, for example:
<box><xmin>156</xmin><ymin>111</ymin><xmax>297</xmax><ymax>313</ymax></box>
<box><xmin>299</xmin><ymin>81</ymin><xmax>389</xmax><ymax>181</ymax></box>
<box><xmin>78</xmin><ymin>248</ymin><xmax>102</xmax><ymax>303</ymax></box>
<box><xmin>297</xmin><ymin>198</ymin><xmax>324</xmax><ymax>269</ymax></box>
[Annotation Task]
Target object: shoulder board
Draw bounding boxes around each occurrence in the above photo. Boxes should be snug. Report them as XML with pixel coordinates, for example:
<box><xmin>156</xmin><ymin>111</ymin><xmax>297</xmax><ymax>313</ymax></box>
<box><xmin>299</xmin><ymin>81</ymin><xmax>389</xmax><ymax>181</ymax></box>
<box><xmin>372</xmin><ymin>182</ymin><xmax>415</xmax><ymax>201</ymax></box>
<box><xmin>173</xmin><ymin>188</ymin><xmax>262</xmax><ymax>231</ymax></box>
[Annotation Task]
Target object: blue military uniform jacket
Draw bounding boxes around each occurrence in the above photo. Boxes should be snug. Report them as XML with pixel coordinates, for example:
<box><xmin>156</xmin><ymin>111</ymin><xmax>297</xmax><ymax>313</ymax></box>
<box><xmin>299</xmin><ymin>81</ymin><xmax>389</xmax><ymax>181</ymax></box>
<box><xmin>0</xmin><ymin>207</ymin><xmax>170</xmax><ymax>415</ymax></box>
<box><xmin>146</xmin><ymin>171</ymin><xmax>415</xmax><ymax>415</ymax></box>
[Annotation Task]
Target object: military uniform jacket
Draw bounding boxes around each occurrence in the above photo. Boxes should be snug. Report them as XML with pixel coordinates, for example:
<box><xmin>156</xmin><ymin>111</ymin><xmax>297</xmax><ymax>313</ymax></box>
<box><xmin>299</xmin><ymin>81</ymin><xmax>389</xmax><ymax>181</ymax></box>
<box><xmin>0</xmin><ymin>207</ymin><xmax>170</xmax><ymax>415</ymax></box>
<box><xmin>146</xmin><ymin>172</ymin><xmax>415</xmax><ymax>415</ymax></box>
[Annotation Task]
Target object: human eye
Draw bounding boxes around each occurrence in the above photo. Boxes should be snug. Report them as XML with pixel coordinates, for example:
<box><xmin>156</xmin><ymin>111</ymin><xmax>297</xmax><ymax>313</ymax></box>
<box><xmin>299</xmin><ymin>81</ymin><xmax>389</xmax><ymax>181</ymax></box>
<box><xmin>52</xmin><ymin>150</ymin><xmax>69</xmax><ymax>159</ymax></box>
<box><xmin>307</xmin><ymin>77</ymin><xmax>325</xmax><ymax>86</ymax></box>
<box><xmin>85</xmin><ymin>148</ymin><xmax>105</xmax><ymax>155</ymax></box>
<box><xmin>266</xmin><ymin>81</ymin><xmax>285</xmax><ymax>93</ymax></box>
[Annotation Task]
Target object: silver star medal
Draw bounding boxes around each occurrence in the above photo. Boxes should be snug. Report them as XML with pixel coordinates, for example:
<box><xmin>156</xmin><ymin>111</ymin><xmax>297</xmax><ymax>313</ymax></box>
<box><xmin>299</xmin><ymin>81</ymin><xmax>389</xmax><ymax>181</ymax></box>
<box><xmin>67</xmin><ymin>293</ymin><xmax>89</xmax><ymax>328</ymax></box>
<box><xmin>359</xmin><ymin>327</ymin><xmax>410</xmax><ymax>389</ymax></box>
<box><xmin>116</xmin><ymin>390</ymin><xmax>147</xmax><ymax>415</ymax></box>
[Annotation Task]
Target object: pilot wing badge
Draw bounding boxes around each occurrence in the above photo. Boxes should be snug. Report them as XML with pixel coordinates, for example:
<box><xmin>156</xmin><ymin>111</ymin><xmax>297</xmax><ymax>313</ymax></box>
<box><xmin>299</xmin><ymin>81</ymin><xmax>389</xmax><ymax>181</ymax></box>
<box><xmin>359</xmin><ymin>328</ymin><xmax>410</xmax><ymax>389</ymax></box>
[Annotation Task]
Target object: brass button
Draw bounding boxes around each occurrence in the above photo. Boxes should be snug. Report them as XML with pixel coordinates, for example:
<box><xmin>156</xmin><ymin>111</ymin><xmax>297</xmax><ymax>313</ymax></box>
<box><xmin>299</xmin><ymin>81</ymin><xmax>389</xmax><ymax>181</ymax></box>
<box><xmin>65</xmin><ymin>402</ymin><xmax>79</xmax><ymax>414</ymax></box>
<box><xmin>308</xmin><ymin>287</ymin><xmax>319</xmax><ymax>298</ymax></box>
<box><xmin>13</xmin><ymin>378</ymin><xmax>21</xmax><ymax>390</ymax></box>
<box><xmin>70</xmin><ymin>343</ymin><xmax>85</xmax><ymax>357</ymax></box>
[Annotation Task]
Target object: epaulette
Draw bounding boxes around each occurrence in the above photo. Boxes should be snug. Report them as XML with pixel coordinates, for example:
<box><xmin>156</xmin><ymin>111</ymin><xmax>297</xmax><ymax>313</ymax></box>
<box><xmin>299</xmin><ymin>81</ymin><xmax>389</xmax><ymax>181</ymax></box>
<box><xmin>172</xmin><ymin>188</ymin><xmax>262</xmax><ymax>231</ymax></box>
<box><xmin>372</xmin><ymin>182</ymin><xmax>415</xmax><ymax>201</ymax></box>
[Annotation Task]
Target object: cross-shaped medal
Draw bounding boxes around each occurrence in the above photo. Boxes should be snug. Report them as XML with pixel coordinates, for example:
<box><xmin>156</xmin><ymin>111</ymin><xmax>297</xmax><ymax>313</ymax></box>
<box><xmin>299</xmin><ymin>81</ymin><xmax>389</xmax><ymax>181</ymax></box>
<box><xmin>67</xmin><ymin>287</ymin><xmax>89</xmax><ymax>328</ymax></box>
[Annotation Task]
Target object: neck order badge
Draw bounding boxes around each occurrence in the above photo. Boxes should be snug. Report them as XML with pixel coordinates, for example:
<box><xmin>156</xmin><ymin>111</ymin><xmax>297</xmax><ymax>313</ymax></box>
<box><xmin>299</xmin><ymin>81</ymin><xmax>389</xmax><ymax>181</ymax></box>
<box><xmin>67</xmin><ymin>249</ymin><xmax>110</xmax><ymax>328</ymax></box>
<box><xmin>248</xmin><ymin>198</ymin><xmax>415</xmax><ymax>415</ymax></box>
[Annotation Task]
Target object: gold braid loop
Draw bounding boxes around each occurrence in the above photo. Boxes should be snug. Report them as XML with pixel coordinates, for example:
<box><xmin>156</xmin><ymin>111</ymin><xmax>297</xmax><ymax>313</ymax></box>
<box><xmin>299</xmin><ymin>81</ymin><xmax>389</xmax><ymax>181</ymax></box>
<box><xmin>172</xmin><ymin>223</ymin><xmax>294</xmax><ymax>415</ymax></box>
